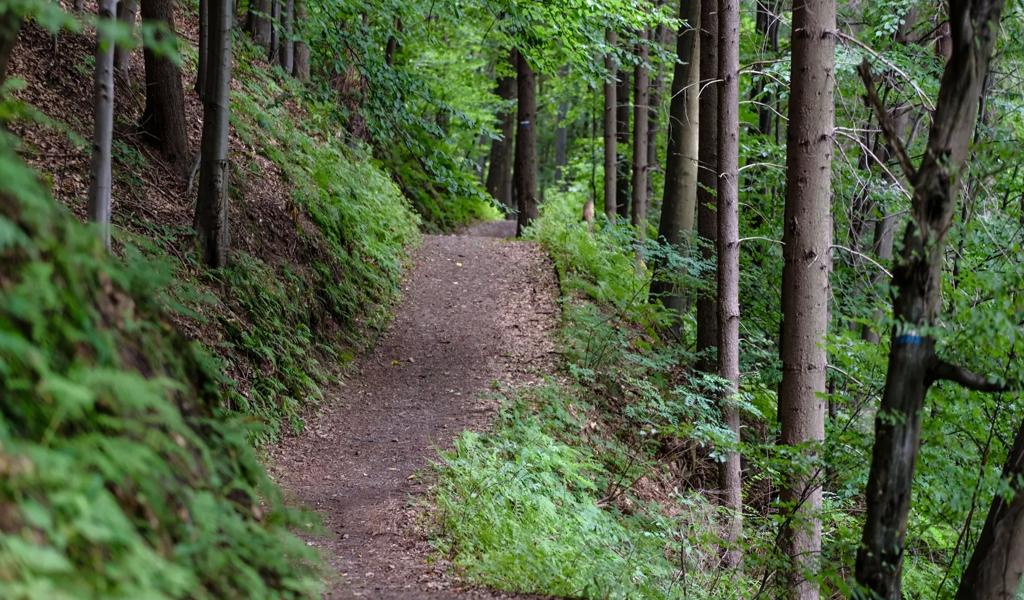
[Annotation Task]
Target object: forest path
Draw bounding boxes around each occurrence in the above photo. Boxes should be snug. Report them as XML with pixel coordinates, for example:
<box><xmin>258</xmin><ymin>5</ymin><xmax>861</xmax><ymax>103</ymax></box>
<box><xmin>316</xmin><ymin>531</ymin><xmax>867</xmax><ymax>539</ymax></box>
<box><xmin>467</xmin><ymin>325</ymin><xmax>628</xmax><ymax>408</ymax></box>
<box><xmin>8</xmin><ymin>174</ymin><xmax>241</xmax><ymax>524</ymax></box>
<box><xmin>270</xmin><ymin>220</ymin><xmax>559</xmax><ymax>599</ymax></box>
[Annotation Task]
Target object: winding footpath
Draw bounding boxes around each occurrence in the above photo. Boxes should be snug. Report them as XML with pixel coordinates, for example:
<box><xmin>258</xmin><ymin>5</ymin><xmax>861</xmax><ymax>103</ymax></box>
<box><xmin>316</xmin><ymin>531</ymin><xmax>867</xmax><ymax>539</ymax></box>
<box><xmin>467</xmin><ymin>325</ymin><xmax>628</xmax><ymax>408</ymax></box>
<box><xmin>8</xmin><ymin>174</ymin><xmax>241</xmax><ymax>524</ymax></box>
<box><xmin>269</xmin><ymin>220</ymin><xmax>559</xmax><ymax>599</ymax></box>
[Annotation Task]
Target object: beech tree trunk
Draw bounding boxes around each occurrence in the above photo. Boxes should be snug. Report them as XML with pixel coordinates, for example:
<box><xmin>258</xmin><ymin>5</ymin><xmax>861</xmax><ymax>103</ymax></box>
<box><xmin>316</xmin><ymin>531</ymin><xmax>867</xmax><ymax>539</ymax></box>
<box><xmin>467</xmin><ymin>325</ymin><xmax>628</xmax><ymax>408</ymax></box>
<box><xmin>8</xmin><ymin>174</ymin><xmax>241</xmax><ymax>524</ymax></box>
<box><xmin>247</xmin><ymin>0</ymin><xmax>272</xmax><ymax>49</ymax></box>
<box><xmin>268</xmin><ymin>0</ymin><xmax>280</xmax><ymax>62</ymax></box>
<box><xmin>513</xmin><ymin>49</ymin><xmax>538</xmax><ymax>236</ymax></box>
<box><xmin>113</xmin><ymin>0</ymin><xmax>137</xmax><ymax>79</ymax></box>
<box><xmin>197</xmin><ymin>0</ymin><xmax>207</xmax><ymax>98</ymax></box>
<box><xmin>650</xmin><ymin>0</ymin><xmax>699</xmax><ymax>316</ymax></box>
<box><xmin>603</xmin><ymin>29</ymin><xmax>617</xmax><ymax>220</ymax></box>
<box><xmin>140</xmin><ymin>0</ymin><xmax>189</xmax><ymax>171</ymax></box>
<box><xmin>0</xmin><ymin>8</ymin><xmax>21</xmax><ymax>85</ymax></box>
<box><xmin>695</xmin><ymin>0</ymin><xmax>718</xmax><ymax>373</ymax></box>
<box><xmin>630</xmin><ymin>30</ymin><xmax>649</xmax><ymax>231</ymax></box>
<box><xmin>647</xmin><ymin>18</ymin><xmax>667</xmax><ymax>196</ymax></box>
<box><xmin>292</xmin><ymin>0</ymin><xmax>309</xmax><ymax>80</ymax></box>
<box><xmin>88</xmin><ymin>0</ymin><xmax>118</xmax><ymax>250</ymax></box>
<box><xmin>485</xmin><ymin>61</ymin><xmax>516</xmax><ymax>214</ymax></box>
<box><xmin>615</xmin><ymin>67</ymin><xmax>631</xmax><ymax>220</ymax></box>
<box><xmin>778</xmin><ymin>1</ymin><xmax>835</xmax><ymax>597</ymax></box>
<box><xmin>195</xmin><ymin>0</ymin><xmax>233</xmax><ymax>268</ymax></box>
<box><xmin>278</xmin><ymin>0</ymin><xmax>293</xmax><ymax>73</ymax></box>
<box><xmin>716</xmin><ymin>0</ymin><xmax>742</xmax><ymax>568</ymax></box>
<box><xmin>854</xmin><ymin>0</ymin><xmax>1008</xmax><ymax>596</ymax></box>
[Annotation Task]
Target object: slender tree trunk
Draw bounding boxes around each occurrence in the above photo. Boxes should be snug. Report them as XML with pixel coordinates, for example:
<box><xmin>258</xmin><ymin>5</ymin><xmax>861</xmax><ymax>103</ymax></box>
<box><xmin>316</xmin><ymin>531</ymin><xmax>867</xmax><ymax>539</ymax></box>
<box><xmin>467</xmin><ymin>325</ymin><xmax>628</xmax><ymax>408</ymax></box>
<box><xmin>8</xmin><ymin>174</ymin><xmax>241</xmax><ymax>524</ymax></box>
<box><xmin>553</xmin><ymin>100</ymin><xmax>568</xmax><ymax>186</ymax></box>
<box><xmin>862</xmin><ymin>214</ymin><xmax>895</xmax><ymax>343</ymax></box>
<box><xmin>88</xmin><ymin>0</ymin><xmax>118</xmax><ymax>250</ymax></box>
<box><xmin>955</xmin><ymin>417</ymin><xmax>1024</xmax><ymax>600</ymax></box>
<box><xmin>486</xmin><ymin>60</ymin><xmax>516</xmax><ymax>214</ymax></box>
<box><xmin>197</xmin><ymin>0</ymin><xmax>208</xmax><ymax>98</ymax></box>
<box><xmin>716</xmin><ymin>0</ymin><xmax>742</xmax><ymax>568</ymax></box>
<box><xmin>855</xmin><ymin>0</ymin><xmax>1007</xmax><ymax>596</ymax></box>
<box><xmin>696</xmin><ymin>0</ymin><xmax>718</xmax><ymax>373</ymax></box>
<box><xmin>603</xmin><ymin>29</ymin><xmax>617</xmax><ymax>220</ymax></box>
<box><xmin>247</xmin><ymin>0</ymin><xmax>272</xmax><ymax>49</ymax></box>
<box><xmin>650</xmin><ymin>0</ymin><xmax>699</xmax><ymax>315</ymax></box>
<box><xmin>292</xmin><ymin>0</ymin><xmax>309</xmax><ymax>79</ymax></box>
<box><xmin>140</xmin><ymin>0</ymin><xmax>189</xmax><ymax>171</ymax></box>
<box><xmin>616</xmin><ymin>67</ymin><xmax>631</xmax><ymax>220</ymax></box>
<box><xmin>0</xmin><ymin>8</ymin><xmax>21</xmax><ymax>85</ymax></box>
<box><xmin>277</xmin><ymin>0</ymin><xmax>293</xmax><ymax>72</ymax></box>
<box><xmin>631</xmin><ymin>29</ymin><xmax>649</xmax><ymax>231</ymax></box>
<box><xmin>778</xmin><ymin>1</ymin><xmax>835</xmax><ymax>597</ymax></box>
<box><xmin>752</xmin><ymin>0</ymin><xmax>779</xmax><ymax>135</ymax></box>
<box><xmin>268</xmin><ymin>0</ymin><xmax>279</xmax><ymax>62</ymax></box>
<box><xmin>113</xmin><ymin>0</ymin><xmax>137</xmax><ymax>79</ymax></box>
<box><xmin>513</xmin><ymin>49</ymin><xmax>538</xmax><ymax>236</ymax></box>
<box><xmin>647</xmin><ymin>18</ymin><xmax>667</xmax><ymax>197</ymax></box>
<box><xmin>195</xmin><ymin>0</ymin><xmax>233</xmax><ymax>267</ymax></box>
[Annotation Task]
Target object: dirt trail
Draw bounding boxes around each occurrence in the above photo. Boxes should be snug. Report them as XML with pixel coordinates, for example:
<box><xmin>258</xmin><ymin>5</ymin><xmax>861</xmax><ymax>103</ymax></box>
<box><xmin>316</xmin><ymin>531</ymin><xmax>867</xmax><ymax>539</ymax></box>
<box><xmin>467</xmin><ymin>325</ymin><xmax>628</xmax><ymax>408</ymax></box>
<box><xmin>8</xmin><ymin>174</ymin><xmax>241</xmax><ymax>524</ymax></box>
<box><xmin>270</xmin><ymin>220</ymin><xmax>559</xmax><ymax>599</ymax></box>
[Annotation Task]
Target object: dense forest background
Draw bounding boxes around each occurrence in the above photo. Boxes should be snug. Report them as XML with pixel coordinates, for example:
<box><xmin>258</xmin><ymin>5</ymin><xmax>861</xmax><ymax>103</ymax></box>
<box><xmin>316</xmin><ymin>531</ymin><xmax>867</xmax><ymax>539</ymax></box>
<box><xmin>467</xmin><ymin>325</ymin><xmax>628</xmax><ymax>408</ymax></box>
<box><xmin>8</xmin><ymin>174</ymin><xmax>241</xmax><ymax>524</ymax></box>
<box><xmin>1</xmin><ymin>0</ymin><xmax>1023</xmax><ymax>598</ymax></box>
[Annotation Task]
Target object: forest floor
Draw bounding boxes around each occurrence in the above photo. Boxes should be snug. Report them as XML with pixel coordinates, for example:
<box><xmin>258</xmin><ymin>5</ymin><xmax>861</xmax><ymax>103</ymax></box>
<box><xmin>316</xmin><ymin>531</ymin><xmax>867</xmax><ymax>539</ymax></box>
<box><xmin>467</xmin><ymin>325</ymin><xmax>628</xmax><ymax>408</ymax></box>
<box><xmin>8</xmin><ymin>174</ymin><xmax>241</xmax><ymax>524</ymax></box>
<box><xmin>269</xmin><ymin>220</ymin><xmax>560</xmax><ymax>599</ymax></box>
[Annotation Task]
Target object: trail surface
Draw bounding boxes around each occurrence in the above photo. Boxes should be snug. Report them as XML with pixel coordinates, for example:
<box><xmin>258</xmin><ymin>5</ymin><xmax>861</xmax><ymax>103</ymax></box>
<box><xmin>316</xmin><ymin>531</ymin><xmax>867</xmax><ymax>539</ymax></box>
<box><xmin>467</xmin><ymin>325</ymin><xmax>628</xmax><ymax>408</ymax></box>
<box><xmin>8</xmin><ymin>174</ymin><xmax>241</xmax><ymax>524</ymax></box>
<box><xmin>271</xmin><ymin>220</ymin><xmax>559</xmax><ymax>599</ymax></box>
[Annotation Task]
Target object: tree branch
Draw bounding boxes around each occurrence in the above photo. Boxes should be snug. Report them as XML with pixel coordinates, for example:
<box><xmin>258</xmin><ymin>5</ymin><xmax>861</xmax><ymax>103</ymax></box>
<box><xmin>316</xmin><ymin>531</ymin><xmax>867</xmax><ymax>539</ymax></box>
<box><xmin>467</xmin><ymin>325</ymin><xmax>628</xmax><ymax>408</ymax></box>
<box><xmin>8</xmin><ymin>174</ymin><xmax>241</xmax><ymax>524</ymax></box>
<box><xmin>929</xmin><ymin>359</ymin><xmax>1016</xmax><ymax>392</ymax></box>
<box><xmin>857</xmin><ymin>60</ymin><xmax>917</xmax><ymax>183</ymax></box>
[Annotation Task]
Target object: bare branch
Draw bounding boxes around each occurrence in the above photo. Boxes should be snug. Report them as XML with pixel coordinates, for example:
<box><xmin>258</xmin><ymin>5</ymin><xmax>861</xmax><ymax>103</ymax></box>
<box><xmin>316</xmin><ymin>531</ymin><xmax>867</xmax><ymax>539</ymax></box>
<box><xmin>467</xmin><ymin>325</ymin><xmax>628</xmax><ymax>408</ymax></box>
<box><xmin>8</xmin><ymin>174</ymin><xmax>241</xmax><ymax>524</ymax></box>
<box><xmin>857</xmin><ymin>60</ymin><xmax>918</xmax><ymax>183</ymax></box>
<box><xmin>929</xmin><ymin>359</ymin><xmax>1016</xmax><ymax>392</ymax></box>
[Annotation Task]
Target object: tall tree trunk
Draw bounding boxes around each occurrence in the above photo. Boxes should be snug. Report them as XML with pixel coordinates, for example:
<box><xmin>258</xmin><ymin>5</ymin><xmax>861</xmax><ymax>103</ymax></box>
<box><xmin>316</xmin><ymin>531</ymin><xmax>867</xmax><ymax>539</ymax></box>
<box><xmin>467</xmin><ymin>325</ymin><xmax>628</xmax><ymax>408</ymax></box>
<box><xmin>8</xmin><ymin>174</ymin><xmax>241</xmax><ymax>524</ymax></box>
<box><xmin>0</xmin><ymin>7</ymin><xmax>21</xmax><ymax>85</ymax></box>
<box><xmin>854</xmin><ymin>0</ymin><xmax>1007</xmax><ymax>596</ymax></box>
<box><xmin>631</xmin><ymin>29</ymin><xmax>649</xmax><ymax>231</ymax></box>
<box><xmin>486</xmin><ymin>60</ymin><xmax>516</xmax><ymax>214</ymax></box>
<box><xmin>267</xmin><ymin>0</ymin><xmax>279</xmax><ymax>62</ymax></box>
<box><xmin>277</xmin><ymin>0</ymin><xmax>293</xmax><ymax>72</ymax></box>
<box><xmin>695</xmin><ymin>0</ymin><xmax>718</xmax><ymax>373</ymax></box>
<box><xmin>615</xmin><ymin>66</ymin><xmax>631</xmax><ymax>220</ymax></box>
<box><xmin>955</xmin><ymin>417</ymin><xmax>1024</xmax><ymax>600</ymax></box>
<box><xmin>247</xmin><ymin>0</ymin><xmax>272</xmax><ymax>49</ymax></box>
<box><xmin>195</xmin><ymin>0</ymin><xmax>233</xmax><ymax>268</ymax></box>
<box><xmin>88</xmin><ymin>0</ymin><xmax>118</xmax><ymax>250</ymax></box>
<box><xmin>647</xmin><ymin>17</ymin><xmax>667</xmax><ymax>197</ymax></box>
<box><xmin>140</xmin><ymin>0</ymin><xmax>189</xmax><ymax>171</ymax></box>
<box><xmin>197</xmin><ymin>0</ymin><xmax>208</xmax><ymax>98</ymax></box>
<box><xmin>553</xmin><ymin>100</ymin><xmax>568</xmax><ymax>186</ymax></box>
<box><xmin>513</xmin><ymin>49</ymin><xmax>538</xmax><ymax>236</ymax></box>
<box><xmin>650</xmin><ymin>0</ymin><xmax>699</xmax><ymax>315</ymax></box>
<box><xmin>716</xmin><ymin>0</ymin><xmax>742</xmax><ymax>568</ymax></box>
<box><xmin>752</xmin><ymin>0</ymin><xmax>779</xmax><ymax>135</ymax></box>
<box><xmin>603</xmin><ymin>29</ymin><xmax>617</xmax><ymax>220</ymax></box>
<box><xmin>861</xmin><ymin>214</ymin><xmax>895</xmax><ymax>343</ymax></box>
<box><xmin>113</xmin><ymin>0</ymin><xmax>137</xmax><ymax>79</ymax></box>
<box><xmin>778</xmin><ymin>0</ymin><xmax>835</xmax><ymax>596</ymax></box>
<box><xmin>291</xmin><ymin>0</ymin><xmax>309</xmax><ymax>79</ymax></box>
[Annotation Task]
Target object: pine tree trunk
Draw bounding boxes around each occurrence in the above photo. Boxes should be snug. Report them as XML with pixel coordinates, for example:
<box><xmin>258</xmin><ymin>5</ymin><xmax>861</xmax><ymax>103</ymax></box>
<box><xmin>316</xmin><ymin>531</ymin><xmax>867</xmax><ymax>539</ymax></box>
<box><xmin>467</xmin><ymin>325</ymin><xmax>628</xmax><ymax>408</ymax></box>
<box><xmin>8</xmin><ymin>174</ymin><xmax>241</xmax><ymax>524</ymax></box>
<box><xmin>140</xmin><ymin>0</ymin><xmax>189</xmax><ymax>171</ymax></box>
<box><xmin>513</xmin><ymin>49</ymin><xmax>538</xmax><ymax>236</ymax></box>
<box><xmin>485</xmin><ymin>59</ymin><xmax>516</xmax><ymax>214</ymax></box>
<box><xmin>113</xmin><ymin>0</ymin><xmax>137</xmax><ymax>79</ymax></box>
<box><xmin>854</xmin><ymin>0</ymin><xmax>1007</xmax><ymax>596</ymax></box>
<box><xmin>0</xmin><ymin>7</ymin><xmax>21</xmax><ymax>85</ymax></box>
<box><xmin>716</xmin><ymin>0</ymin><xmax>742</xmax><ymax>568</ymax></box>
<box><xmin>88</xmin><ymin>0</ymin><xmax>118</xmax><ymax>250</ymax></box>
<box><xmin>277</xmin><ymin>0</ymin><xmax>293</xmax><ymax>72</ymax></box>
<box><xmin>650</xmin><ymin>0</ymin><xmax>699</xmax><ymax>315</ymax></box>
<box><xmin>630</xmin><ymin>29</ymin><xmax>649</xmax><ymax>231</ymax></box>
<box><xmin>195</xmin><ymin>0</ymin><xmax>233</xmax><ymax>268</ymax></box>
<box><xmin>603</xmin><ymin>29</ymin><xmax>617</xmax><ymax>220</ymax></box>
<box><xmin>695</xmin><ymin>0</ymin><xmax>718</xmax><ymax>373</ymax></box>
<box><xmin>615</xmin><ymin>67</ymin><xmax>631</xmax><ymax>220</ymax></box>
<box><xmin>291</xmin><ymin>0</ymin><xmax>309</xmax><ymax>79</ymax></box>
<box><xmin>778</xmin><ymin>1</ymin><xmax>835</xmax><ymax>597</ymax></box>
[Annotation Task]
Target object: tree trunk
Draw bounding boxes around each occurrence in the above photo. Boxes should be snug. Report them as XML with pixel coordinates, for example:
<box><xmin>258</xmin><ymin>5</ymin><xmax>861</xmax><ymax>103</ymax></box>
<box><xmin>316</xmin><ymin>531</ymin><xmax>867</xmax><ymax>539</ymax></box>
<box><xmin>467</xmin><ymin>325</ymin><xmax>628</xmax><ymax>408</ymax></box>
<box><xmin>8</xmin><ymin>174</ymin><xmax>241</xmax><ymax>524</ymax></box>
<box><xmin>197</xmin><ymin>0</ymin><xmax>208</xmax><ymax>98</ymax></box>
<box><xmin>695</xmin><ymin>0</ymin><xmax>718</xmax><ymax>373</ymax></box>
<box><xmin>631</xmin><ymin>30</ymin><xmax>649</xmax><ymax>231</ymax></box>
<box><xmin>140</xmin><ymin>0</ymin><xmax>189</xmax><ymax>171</ymax></box>
<box><xmin>513</xmin><ymin>49</ymin><xmax>538</xmax><ymax>236</ymax></box>
<box><xmin>291</xmin><ymin>0</ymin><xmax>309</xmax><ymax>79</ymax></box>
<box><xmin>650</xmin><ymin>0</ymin><xmax>699</xmax><ymax>315</ymax></box>
<box><xmin>247</xmin><ymin>0</ymin><xmax>272</xmax><ymax>49</ymax></box>
<box><xmin>778</xmin><ymin>1</ymin><xmax>835</xmax><ymax>597</ymax></box>
<box><xmin>195</xmin><ymin>0</ymin><xmax>233</xmax><ymax>268</ymax></box>
<box><xmin>615</xmin><ymin>66</ymin><xmax>631</xmax><ymax>220</ymax></box>
<box><xmin>0</xmin><ymin>8</ymin><xmax>21</xmax><ymax>85</ymax></box>
<box><xmin>955</xmin><ymin>418</ymin><xmax>1024</xmax><ymax>600</ymax></box>
<box><xmin>277</xmin><ymin>0</ymin><xmax>293</xmax><ymax>72</ymax></box>
<box><xmin>485</xmin><ymin>60</ymin><xmax>516</xmax><ymax>214</ymax></box>
<box><xmin>647</xmin><ymin>18</ymin><xmax>667</xmax><ymax>197</ymax></box>
<box><xmin>861</xmin><ymin>214</ymin><xmax>895</xmax><ymax>343</ymax></box>
<box><xmin>114</xmin><ymin>0</ymin><xmax>137</xmax><ymax>79</ymax></box>
<box><xmin>603</xmin><ymin>29</ymin><xmax>617</xmax><ymax>220</ymax></box>
<box><xmin>854</xmin><ymin>0</ymin><xmax>1007</xmax><ymax>597</ymax></box>
<box><xmin>268</xmin><ymin>0</ymin><xmax>279</xmax><ymax>62</ymax></box>
<box><xmin>88</xmin><ymin>0</ymin><xmax>118</xmax><ymax>250</ymax></box>
<box><xmin>752</xmin><ymin>0</ymin><xmax>779</xmax><ymax>135</ymax></box>
<box><xmin>553</xmin><ymin>100</ymin><xmax>568</xmax><ymax>186</ymax></box>
<box><xmin>716</xmin><ymin>0</ymin><xmax>742</xmax><ymax>569</ymax></box>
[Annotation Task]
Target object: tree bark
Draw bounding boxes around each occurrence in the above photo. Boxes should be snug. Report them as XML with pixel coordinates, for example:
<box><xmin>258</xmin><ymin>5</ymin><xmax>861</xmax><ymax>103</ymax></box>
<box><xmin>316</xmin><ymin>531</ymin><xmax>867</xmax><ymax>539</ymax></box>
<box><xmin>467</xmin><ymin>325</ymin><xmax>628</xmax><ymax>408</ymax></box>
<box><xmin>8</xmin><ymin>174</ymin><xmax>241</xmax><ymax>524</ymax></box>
<box><xmin>195</xmin><ymin>0</ymin><xmax>233</xmax><ymax>268</ymax></box>
<box><xmin>854</xmin><ymin>0</ymin><xmax>1007</xmax><ymax>597</ymax></box>
<box><xmin>88</xmin><ymin>0</ymin><xmax>118</xmax><ymax>250</ymax></box>
<box><xmin>695</xmin><ymin>0</ymin><xmax>718</xmax><ymax>373</ymax></box>
<box><xmin>277</xmin><ymin>0</ymin><xmax>293</xmax><ymax>73</ymax></box>
<box><xmin>778</xmin><ymin>1</ymin><xmax>835</xmax><ymax>597</ymax></box>
<box><xmin>267</xmin><ymin>0</ymin><xmax>279</xmax><ymax>63</ymax></box>
<box><xmin>716</xmin><ymin>0</ymin><xmax>742</xmax><ymax>569</ymax></box>
<box><xmin>291</xmin><ymin>0</ymin><xmax>309</xmax><ymax>80</ymax></box>
<box><xmin>647</xmin><ymin>17</ymin><xmax>667</xmax><ymax>197</ymax></box>
<box><xmin>197</xmin><ymin>0</ymin><xmax>208</xmax><ymax>98</ymax></box>
<box><xmin>631</xmin><ymin>29</ymin><xmax>649</xmax><ymax>231</ymax></box>
<box><xmin>752</xmin><ymin>0</ymin><xmax>779</xmax><ymax>135</ymax></box>
<box><xmin>486</xmin><ymin>59</ymin><xmax>516</xmax><ymax>214</ymax></box>
<box><xmin>650</xmin><ymin>0</ymin><xmax>699</xmax><ymax>316</ymax></box>
<box><xmin>140</xmin><ymin>0</ymin><xmax>189</xmax><ymax>171</ymax></box>
<box><xmin>114</xmin><ymin>0</ymin><xmax>137</xmax><ymax>79</ymax></box>
<box><xmin>603</xmin><ymin>29</ymin><xmax>617</xmax><ymax>220</ymax></box>
<box><xmin>615</xmin><ymin>66</ymin><xmax>631</xmax><ymax>220</ymax></box>
<box><xmin>955</xmin><ymin>418</ymin><xmax>1024</xmax><ymax>600</ymax></box>
<box><xmin>0</xmin><ymin>7</ymin><xmax>21</xmax><ymax>86</ymax></box>
<box><xmin>513</xmin><ymin>49</ymin><xmax>538</xmax><ymax>236</ymax></box>
<box><xmin>247</xmin><ymin>0</ymin><xmax>272</xmax><ymax>49</ymax></box>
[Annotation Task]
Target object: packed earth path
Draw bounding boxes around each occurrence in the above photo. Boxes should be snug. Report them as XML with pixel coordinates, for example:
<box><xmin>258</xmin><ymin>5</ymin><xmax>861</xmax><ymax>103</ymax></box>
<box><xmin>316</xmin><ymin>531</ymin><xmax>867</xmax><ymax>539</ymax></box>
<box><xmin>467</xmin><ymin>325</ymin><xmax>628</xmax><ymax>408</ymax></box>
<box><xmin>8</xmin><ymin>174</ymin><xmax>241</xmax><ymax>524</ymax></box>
<box><xmin>270</xmin><ymin>220</ymin><xmax>560</xmax><ymax>599</ymax></box>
